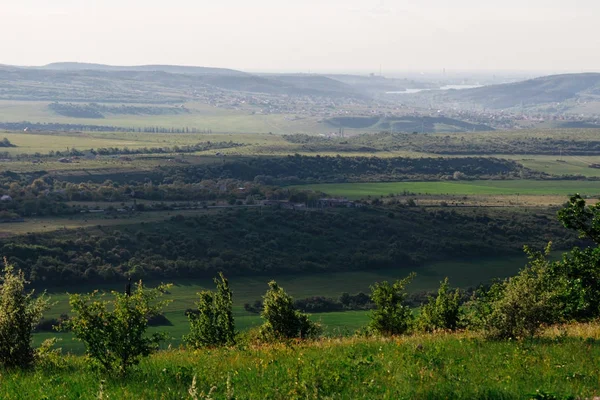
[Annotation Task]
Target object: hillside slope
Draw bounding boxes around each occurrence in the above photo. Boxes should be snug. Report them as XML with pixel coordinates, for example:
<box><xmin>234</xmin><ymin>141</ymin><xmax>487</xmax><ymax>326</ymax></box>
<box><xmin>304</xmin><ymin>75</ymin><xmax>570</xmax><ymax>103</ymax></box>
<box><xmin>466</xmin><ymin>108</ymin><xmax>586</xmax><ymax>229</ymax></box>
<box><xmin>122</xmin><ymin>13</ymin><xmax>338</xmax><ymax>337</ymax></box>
<box><xmin>0</xmin><ymin>65</ymin><xmax>364</xmax><ymax>102</ymax></box>
<box><xmin>438</xmin><ymin>73</ymin><xmax>600</xmax><ymax>109</ymax></box>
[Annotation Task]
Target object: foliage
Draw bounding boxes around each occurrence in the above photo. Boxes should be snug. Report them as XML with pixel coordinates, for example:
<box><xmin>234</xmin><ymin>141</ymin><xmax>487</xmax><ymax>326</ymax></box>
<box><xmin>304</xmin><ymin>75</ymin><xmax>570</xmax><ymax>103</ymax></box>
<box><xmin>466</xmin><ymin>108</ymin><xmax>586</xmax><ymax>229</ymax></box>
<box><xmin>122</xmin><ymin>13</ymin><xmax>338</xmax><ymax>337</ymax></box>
<box><xmin>418</xmin><ymin>278</ymin><xmax>462</xmax><ymax>332</ymax></box>
<box><xmin>558</xmin><ymin>194</ymin><xmax>600</xmax><ymax>243</ymax></box>
<box><xmin>0</xmin><ymin>259</ymin><xmax>50</xmax><ymax>369</ymax></box>
<box><xmin>185</xmin><ymin>273</ymin><xmax>235</xmax><ymax>348</ymax></box>
<box><xmin>2</xmin><ymin>207</ymin><xmax>577</xmax><ymax>285</ymax></box>
<box><xmin>483</xmin><ymin>244</ymin><xmax>571</xmax><ymax>339</ymax></box>
<box><xmin>259</xmin><ymin>281</ymin><xmax>321</xmax><ymax>340</ymax></box>
<box><xmin>0</xmin><ymin>137</ymin><xmax>15</xmax><ymax>148</ymax></box>
<box><xmin>368</xmin><ymin>273</ymin><xmax>415</xmax><ymax>336</ymax></box>
<box><xmin>64</xmin><ymin>281</ymin><xmax>172</xmax><ymax>374</ymax></box>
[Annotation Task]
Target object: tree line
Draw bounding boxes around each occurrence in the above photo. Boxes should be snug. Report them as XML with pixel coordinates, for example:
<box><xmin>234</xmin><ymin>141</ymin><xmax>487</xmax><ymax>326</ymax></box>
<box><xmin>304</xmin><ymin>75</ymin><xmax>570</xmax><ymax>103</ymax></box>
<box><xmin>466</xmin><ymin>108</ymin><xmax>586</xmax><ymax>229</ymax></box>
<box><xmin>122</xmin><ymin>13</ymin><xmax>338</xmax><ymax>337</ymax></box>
<box><xmin>1</xmin><ymin>207</ymin><xmax>580</xmax><ymax>285</ymax></box>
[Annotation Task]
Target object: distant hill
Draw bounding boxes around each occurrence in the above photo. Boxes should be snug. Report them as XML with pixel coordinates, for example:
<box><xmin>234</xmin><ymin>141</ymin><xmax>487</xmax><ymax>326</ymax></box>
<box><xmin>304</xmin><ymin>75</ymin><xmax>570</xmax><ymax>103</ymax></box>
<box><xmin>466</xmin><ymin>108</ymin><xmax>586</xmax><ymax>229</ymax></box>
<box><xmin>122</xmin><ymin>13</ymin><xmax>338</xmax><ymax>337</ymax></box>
<box><xmin>266</xmin><ymin>74</ymin><xmax>361</xmax><ymax>96</ymax></box>
<box><xmin>326</xmin><ymin>74</ymin><xmax>436</xmax><ymax>94</ymax></box>
<box><xmin>436</xmin><ymin>73</ymin><xmax>600</xmax><ymax>109</ymax></box>
<box><xmin>0</xmin><ymin>65</ymin><xmax>366</xmax><ymax>102</ymax></box>
<box><xmin>39</xmin><ymin>62</ymin><xmax>249</xmax><ymax>77</ymax></box>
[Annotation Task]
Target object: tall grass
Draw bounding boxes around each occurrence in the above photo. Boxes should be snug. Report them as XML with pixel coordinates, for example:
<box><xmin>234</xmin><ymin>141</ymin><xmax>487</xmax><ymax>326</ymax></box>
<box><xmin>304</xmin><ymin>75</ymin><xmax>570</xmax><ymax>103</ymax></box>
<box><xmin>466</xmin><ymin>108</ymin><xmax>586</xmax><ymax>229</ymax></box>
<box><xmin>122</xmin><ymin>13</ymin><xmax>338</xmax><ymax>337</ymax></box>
<box><xmin>3</xmin><ymin>324</ymin><xmax>600</xmax><ymax>399</ymax></box>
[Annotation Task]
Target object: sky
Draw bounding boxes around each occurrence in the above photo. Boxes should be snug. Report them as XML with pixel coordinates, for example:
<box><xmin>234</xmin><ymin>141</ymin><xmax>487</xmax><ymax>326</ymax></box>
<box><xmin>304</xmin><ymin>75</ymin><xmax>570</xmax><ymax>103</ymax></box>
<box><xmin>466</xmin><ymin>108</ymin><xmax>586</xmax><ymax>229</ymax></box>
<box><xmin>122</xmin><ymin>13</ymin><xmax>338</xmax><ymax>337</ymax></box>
<box><xmin>2</xmin><ymin>0</ymin><xmax>599</xmax><ymax>73</ymax></box>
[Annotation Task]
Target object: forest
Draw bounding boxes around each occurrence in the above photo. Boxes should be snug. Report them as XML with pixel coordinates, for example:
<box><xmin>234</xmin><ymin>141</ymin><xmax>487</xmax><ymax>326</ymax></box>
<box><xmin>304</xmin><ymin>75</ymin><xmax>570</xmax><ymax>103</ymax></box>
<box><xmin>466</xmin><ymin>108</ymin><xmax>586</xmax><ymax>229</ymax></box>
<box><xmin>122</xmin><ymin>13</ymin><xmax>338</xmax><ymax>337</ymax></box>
<box><xmin>1</xmin><ymin>207</ymin><xmax>582</xmax><ymax>285</ymax></box>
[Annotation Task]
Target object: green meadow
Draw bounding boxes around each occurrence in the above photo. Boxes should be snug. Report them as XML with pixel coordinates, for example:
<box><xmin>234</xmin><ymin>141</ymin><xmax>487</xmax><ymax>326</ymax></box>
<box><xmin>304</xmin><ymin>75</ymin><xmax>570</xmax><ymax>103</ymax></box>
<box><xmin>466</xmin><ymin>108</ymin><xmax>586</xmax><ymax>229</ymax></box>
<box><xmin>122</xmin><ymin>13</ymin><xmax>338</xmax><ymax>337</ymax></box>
<box><xmin>295</xmin><ymin>180</ymin><xmax>600</xmax><ymax>199</ymax></box>
<box><xmin>36</xmin><ymin>255</ymin><xmax>527</xmax><ymax>353</ymax></box>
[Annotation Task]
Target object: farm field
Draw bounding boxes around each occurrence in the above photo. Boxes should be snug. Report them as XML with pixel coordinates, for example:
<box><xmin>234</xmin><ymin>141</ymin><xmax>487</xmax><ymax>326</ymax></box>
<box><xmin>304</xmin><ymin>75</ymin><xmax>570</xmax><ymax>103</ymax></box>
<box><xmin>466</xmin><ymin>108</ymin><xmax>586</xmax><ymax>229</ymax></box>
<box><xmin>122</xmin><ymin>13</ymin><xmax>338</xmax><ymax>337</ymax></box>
<box><xmin>0</xmin><ymin>208</ymin><xmax>237</xmax><ymax>237</ymax></box>
<box><xmin>295</xmin><ymin>180</ymin><xmax>600</xmax><ymax>199</ymax></box>
<box><xmin>36</xmin><ymin>254</ymin><xmax>528</xmax><ymax>352</ymax></box>
<box><xmin>0</xmin><ymin>100</ymin><xmax>364</xmax><ymax>135</ymax></box>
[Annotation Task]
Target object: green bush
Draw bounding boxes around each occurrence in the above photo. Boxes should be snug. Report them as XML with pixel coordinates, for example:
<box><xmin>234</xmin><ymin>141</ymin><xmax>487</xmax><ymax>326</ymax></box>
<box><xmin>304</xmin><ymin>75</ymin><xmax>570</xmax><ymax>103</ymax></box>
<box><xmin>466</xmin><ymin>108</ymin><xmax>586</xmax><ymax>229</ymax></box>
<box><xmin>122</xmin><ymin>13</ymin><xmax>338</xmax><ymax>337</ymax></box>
<box><xmin>0</xmin><ymin>259</ymin><xmax>50</xmax><ymax>369</ymax></box>
<box><xmin>418</xmin><ymin>278</ymin><xmax>462</xmax><ymax>332</ymax></box>
<box><xmin>185</xmin><ymin>272</ymin><xmax>235</xmax><ymax>348</ymax></box>
<box><xmin>484</xmin><ymin>244</ymin><xmax>569</xmax><ymax>339</ymax></box>
<box><xmin>368</xmin><ymin>273</ymin><xmax>415</xmax><ymax>336</ymax></box>
<box><xmin>259</xmin><ymin>281</ymin><xmax>321</xmax><ymax>340</ymax></box>
<box><xmin>64</xmin><ymin>281</ymin><xmax>171</xmax><ymax>374</ymax></box>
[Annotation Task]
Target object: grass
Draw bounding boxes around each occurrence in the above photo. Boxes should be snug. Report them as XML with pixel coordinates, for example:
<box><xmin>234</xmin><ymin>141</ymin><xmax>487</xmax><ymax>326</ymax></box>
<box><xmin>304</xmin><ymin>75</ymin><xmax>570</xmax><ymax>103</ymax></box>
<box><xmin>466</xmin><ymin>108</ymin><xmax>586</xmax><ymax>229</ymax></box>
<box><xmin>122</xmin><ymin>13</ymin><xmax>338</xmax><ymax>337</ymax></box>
<box><xmin>9</xmin><ymin>324</ymin><xmax>600</xmax><ymax>399</ymax></box>
<box><xmin>0</xmin><ymin>100</ymin><xmax>368</xmax><ymax>135</ymax></box>
<box><xmin>0</xmin><ymin>208</ymin><xmax>231</xmax><ymax>236</ymax></box>
<box><xmin>294</xmin><ymin>180</ymin><xmax>600</xmax><ymax>199</ymax></box>
<box><xmin>35</xmin><ymin>254</ymin><xmax>528</xmax><ymax>353</ymax></box>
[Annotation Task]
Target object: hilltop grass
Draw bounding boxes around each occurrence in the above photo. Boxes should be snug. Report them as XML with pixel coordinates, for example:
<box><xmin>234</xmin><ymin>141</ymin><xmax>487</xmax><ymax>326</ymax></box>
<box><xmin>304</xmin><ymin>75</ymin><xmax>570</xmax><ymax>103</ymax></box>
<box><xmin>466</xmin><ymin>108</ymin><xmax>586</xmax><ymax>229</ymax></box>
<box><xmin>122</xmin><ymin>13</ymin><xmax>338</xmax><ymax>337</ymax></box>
<box><xmin>294</xmin><ymin>180</ymin><xmax>600</xmax><ymax>199</ymax></box>
<box><xmin>8</xmin><ymin>324</ymin><xmax>600</xmax><ymax>399</ymax></box>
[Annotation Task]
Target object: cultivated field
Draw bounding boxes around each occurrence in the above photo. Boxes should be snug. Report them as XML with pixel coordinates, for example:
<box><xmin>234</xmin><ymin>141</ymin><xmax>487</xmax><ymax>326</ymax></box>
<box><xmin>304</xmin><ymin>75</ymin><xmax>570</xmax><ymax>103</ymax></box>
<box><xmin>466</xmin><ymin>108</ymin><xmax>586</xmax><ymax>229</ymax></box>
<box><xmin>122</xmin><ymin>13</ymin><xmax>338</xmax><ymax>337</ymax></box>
<box><xmin>295</xmin><ymin>180</ymin><xmax>600</xmax><ymax>199</ymax></box>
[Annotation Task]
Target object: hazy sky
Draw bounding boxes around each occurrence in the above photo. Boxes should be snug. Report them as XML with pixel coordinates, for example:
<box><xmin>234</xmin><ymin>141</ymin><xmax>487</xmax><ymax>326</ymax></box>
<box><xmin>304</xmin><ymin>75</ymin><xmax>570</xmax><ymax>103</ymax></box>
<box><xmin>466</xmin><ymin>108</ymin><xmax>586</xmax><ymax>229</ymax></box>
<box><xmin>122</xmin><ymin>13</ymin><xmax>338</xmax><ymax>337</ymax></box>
<box><xmin>2</xmin><ymin>0</ymin><xmax>599</xmax><ymax>73</ymax></box>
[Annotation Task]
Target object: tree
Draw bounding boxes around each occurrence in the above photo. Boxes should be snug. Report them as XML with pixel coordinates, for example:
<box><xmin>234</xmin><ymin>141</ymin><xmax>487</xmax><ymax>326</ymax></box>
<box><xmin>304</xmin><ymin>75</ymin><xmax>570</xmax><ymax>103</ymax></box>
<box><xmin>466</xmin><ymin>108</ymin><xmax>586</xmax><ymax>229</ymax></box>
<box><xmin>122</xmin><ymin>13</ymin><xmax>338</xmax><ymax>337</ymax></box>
<box><xmin>64</xmin><ymin>281</ymin><xmax>171</xmax><ymax>374</ymax></box>
<box><xmin>0</xmin><ymin>258</ymin><xmax>50</xmax><ymax>369</ymax></box>
<box><xmin>185</xmin><ymin>273</ymin><xmax>235</xmax><ymax>348</ymax></box>
<box><xmin>368</xmin><ymin>273</ymin><xmax>415</xmax><ymax>336</ymax></box>
<box><xmin>259</xmin><ymin>281</ymin><xmax>321</xmax><ymax>340</ymax></box>
<box><xmin>555</xmin><ymin>194</ymin><xmax>600</xmax><ymax>318</ymax></box>
<box><xmin>418</xmin><ymin>278</ymin><xmax>462</xmax><ymax>332</ymax></box>
<box><xmin>558</xmin><ymin>194</ymin><xmax>600</xmax><ymax>243</ymax></box>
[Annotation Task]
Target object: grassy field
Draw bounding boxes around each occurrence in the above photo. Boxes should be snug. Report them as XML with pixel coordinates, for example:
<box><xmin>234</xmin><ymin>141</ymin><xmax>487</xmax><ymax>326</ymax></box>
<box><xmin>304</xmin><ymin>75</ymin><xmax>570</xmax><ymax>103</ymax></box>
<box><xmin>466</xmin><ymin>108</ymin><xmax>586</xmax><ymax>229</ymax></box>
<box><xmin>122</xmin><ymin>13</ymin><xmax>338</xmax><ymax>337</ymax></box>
<box><xmin>295</xmin><ymin>180</ymin><xmax>600</xmax><ymax>199</ymax></box>
<box><xmin>0</xmin><ymin>100</ymin><xmax>365</xmax><ymax>135</ymax></box>
<box><xmin>10</xmin><ymin>323</ymin><xmax>600</xmax><ymax>399</ymax></box>
<box><xmin>0</xmin><ymin>208</ymin><xmax>234</xmax><ymax>237</ymax></box>
<box><xmin>35</xmin><ymin>254</ymin><xmax>528</xmax><ymax>353</ymax></box>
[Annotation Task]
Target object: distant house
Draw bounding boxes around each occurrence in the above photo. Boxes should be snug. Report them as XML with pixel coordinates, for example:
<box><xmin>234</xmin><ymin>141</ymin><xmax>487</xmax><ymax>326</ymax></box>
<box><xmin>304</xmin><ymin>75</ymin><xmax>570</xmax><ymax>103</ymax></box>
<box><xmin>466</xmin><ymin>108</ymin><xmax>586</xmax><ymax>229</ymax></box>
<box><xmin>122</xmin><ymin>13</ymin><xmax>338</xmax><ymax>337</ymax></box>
<box><xmin>0</xmin><ymin>195</ymin><xmax>12</xmax><ymax>202</ymax></box>
<box><xmin>262</xmin><ymin>200</ymin><xmax>305</xmax><ymax>210</ymax></box>
<box><xmin>318</xmin><ymin>198</ymin><xmax>356</xmax><ymax>208</ymax></box>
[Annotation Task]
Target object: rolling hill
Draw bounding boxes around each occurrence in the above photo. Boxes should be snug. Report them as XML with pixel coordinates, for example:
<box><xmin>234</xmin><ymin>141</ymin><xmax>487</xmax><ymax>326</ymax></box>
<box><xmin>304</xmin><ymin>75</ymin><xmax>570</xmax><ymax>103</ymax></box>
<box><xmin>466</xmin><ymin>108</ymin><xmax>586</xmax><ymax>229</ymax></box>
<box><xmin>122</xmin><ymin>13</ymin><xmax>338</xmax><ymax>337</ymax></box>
<box><xmin>39</xmin><ymin>62</ymin><xmax>249</xmax><ymax>77</ymax></box>
<box><xmin>432</xmin><ymin>73</ymin><xmax>600</xmax><ymax>109</ymax></box>
<box><xmin>0</xmin><ymin>64</ymin><xmax>365</xmax><ymax>102</ymax></box>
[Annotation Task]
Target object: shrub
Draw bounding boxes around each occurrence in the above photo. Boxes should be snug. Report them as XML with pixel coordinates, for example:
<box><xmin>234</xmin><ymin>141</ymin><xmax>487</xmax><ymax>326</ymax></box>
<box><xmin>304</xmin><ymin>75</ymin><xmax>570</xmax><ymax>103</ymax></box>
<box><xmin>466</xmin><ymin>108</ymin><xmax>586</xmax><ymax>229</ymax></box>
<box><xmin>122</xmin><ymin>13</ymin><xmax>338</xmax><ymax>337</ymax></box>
<box><xmin>185</xmin><ymin>273</ymin><xmax>235</xmax><ymax>348</ymax></box>
<box><xmin>368</xmin><ymin>273</ymin><xmax>415</xmax><ymax>336</ymax></box>
<box><xmin>418</xmin><ymin>278</ymin><xmax>462</xmax><ymax>332</ymax></box>
<box><xmin>484</xmin><ymin>244</ymin><xmax>569</xmax><ymax>339</ymax></box>
<box><xmin>0</xmin><ymin>259</ymin><xmax>50</xmax><ymax>369</ymax></box>
<box><xmin>259</xmin><ymin>281</ymin><xmax>321</xmax><ymax>340</ymax></box>
<box><xmin>64</xmin><ymin>281</ymin><xmax>172</xmax><ymax>374</ymax></box>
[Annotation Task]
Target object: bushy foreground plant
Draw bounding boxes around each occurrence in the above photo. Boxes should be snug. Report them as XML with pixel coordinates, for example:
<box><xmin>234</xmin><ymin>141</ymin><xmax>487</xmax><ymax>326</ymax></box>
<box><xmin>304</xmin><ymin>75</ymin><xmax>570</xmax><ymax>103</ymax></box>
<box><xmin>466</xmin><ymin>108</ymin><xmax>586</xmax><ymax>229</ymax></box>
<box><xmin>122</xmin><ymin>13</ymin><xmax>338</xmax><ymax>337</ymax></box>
<box><xmin>0</xmin><ymin>258</ymin><xmax>50</xmax><ymax>369</ymax></box>
<box><xmin>259</xmin><ymin>280</ymin><xmax>321</xmax><ymax>340</ymax></box>
<box><xmin>418</xmin><ymin>277</ymin><xmax>462</xmax><ymax>332</ymax></box>
<box><xmin>472</xmin><ymin>244</ymin><xmax>577</xmax><ymax>339</ymax></box>
<box><xmin>185</xmin><ymin>272</ymin><xmax>235</xmax><ymax>348</ymax></box>
<box><xmin>368</xmin><ymin>273</ymin><xmax>415</xmax><ymax>336</ymax></box>
<box><xmin>64</xmin><ymin>281</ymin><xmax>172</xmax><ymax>374</ymax></box>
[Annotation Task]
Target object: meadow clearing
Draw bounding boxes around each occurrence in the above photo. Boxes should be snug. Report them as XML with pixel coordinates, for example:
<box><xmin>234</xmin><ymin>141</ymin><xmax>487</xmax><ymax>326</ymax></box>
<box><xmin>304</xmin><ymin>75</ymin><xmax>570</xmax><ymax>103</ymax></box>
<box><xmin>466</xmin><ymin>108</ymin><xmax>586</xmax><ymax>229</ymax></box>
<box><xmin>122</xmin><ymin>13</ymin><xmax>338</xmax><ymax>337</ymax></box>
<box><xmin>294</xmin><ymin>180</ymin><xmax>600</xmax><ymax>199</ymax></box>
<box><xmin>33</xmin><ymin>254</ymin><xmax>529</xmax><ymax>353</ymax></box>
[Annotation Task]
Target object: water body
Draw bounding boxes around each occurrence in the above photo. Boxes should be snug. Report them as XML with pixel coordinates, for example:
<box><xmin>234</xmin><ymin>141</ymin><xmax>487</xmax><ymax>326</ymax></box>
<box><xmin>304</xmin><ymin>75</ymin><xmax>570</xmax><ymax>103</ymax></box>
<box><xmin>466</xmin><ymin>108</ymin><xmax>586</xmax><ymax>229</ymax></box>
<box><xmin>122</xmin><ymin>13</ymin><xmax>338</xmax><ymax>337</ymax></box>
<box><xmin>386</xmin><ymin>84</ymin><xmax>483</xmax><ymax>94</ymax></box>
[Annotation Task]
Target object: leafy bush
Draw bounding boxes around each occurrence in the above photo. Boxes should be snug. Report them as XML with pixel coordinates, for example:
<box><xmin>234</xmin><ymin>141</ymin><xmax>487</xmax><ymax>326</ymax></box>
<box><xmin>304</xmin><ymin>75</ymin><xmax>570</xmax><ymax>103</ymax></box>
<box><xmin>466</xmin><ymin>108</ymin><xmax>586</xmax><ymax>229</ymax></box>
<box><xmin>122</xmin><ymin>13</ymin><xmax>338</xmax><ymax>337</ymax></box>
<box><xmin>259</xmin><ymin>281</ymin><xmax>321</xmax><ymax>340</ymax></box>
<box><xmin>484</xmin><ymin>245</ymin><xmax>570</xmax><ymax>339</ymax></box>
<box><xmin>368</xmin><ymin>273</ymin><xmax>415</xmax><ymax>336</ymax></box>
<box><xmin>418</xmin><ymin>278</ymin><xmax>462</xmax><ymax>332</ymax></box>
<box><xmin>0</xmin><ymin>259</ymin><xmax>50</xmax><ymax>369</ymax></box>
<box><xmin>64</xmin><ymin>281</ymin><xmax>172</xmax><ymax>374</ymax></box>
<box><xmin>185</xmin><ymin>273</ymin><xmax>235</xmax><ymax>348</ymax></box>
